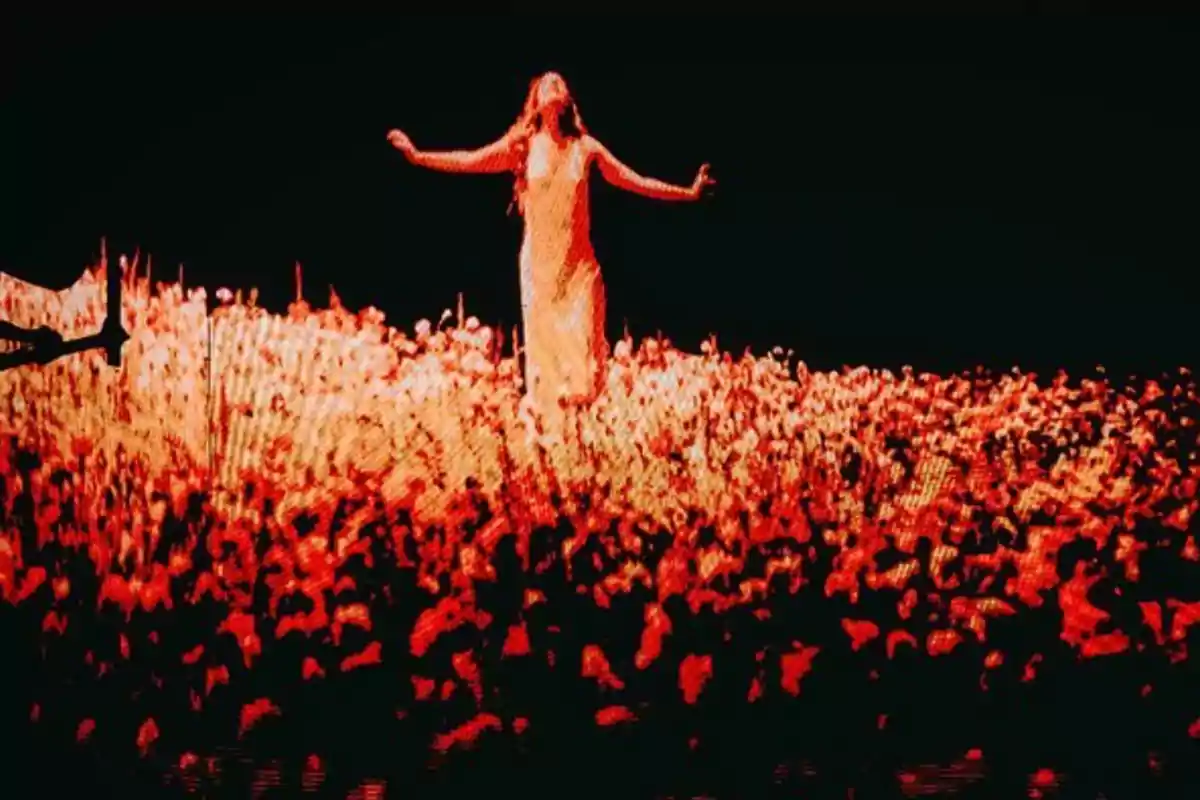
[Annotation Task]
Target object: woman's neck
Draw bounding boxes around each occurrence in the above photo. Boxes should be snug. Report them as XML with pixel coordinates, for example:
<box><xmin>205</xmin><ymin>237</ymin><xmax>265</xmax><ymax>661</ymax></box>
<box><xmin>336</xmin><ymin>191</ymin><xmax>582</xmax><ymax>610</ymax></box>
<box><xmin>540</xmin><ymin>112</ymin><xmax>566</xmax><ymax>143</ymax></box>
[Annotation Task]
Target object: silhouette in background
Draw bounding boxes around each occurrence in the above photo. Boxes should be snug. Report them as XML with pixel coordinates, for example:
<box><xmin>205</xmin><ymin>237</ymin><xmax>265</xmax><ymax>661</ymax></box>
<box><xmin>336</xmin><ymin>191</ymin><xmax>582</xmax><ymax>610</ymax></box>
<box><xmin>388</xmin><ymin>72</ymin><xmax>715</xmax><ymax>417</ymax></box>
<box><xmin>0</xmin><ymin>260</ymin><xmax>129</xmax><ymax>371</ymax></box>
<box><xmin>0</xmin><ymin>319</ymin><xmax>63</xmax><ymax>349</ymax></box>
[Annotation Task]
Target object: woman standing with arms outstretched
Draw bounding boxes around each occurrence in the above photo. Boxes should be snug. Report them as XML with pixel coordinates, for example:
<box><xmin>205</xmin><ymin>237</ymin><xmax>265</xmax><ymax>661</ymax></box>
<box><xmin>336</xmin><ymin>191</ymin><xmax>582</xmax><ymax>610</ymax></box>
<box><xmin>388</xmin><ymin>72</ymin><xmax>714</xmax><ymax>416</ymax></box>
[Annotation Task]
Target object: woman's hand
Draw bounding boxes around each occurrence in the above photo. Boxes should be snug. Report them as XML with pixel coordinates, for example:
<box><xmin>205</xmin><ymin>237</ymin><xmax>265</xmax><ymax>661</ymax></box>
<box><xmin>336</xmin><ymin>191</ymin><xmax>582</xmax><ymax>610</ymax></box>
<box><xmin>690</xmin><ymin>163</ymin><xmax>716</xmax><ymax>200</ymax></box>
<box><xmin>387</xmin><ymin>129</ymin><xmax>417</xmax><ymax>161</ymax></box>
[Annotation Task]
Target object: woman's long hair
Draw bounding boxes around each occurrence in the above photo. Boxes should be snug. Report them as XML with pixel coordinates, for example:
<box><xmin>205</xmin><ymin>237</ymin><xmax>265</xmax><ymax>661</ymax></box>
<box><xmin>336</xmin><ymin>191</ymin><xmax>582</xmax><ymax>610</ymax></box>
<box><xmin>507</xmin><ymin>75</ymin><xmax>588</xmax><ymax>217</ymax></box>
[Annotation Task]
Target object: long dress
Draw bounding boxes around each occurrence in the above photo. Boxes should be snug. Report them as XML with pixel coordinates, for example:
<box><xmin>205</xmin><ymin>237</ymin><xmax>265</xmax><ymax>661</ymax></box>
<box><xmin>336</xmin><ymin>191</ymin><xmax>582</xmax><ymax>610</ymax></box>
<box><xmin>518</xmin><ymin>134</ymin><xmax>609</xmax><ymax>414</ymax></box>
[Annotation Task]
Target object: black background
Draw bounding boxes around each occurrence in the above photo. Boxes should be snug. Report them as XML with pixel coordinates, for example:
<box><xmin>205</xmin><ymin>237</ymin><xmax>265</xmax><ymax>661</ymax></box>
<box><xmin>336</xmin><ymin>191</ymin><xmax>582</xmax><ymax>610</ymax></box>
<box><xmin>4</xmin><ymin>15</ymin><xmax>1198</xmax><ymax>376</ymax></box>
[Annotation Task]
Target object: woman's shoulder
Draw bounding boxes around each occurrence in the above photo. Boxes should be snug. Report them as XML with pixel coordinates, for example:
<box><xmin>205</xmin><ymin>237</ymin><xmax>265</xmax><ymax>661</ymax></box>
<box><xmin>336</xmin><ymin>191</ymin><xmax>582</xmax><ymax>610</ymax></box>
<box><xmin>577</xmin><ymin>134</ymin><xmax>603</xmax><ymax>161</ymax></box>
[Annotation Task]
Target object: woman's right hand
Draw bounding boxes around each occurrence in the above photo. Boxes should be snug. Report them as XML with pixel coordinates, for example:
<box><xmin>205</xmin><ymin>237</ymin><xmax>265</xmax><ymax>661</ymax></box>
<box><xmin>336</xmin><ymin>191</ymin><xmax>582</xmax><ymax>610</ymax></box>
<box><xmin>387</xmin><ymin>129</ymin><xmax>417</xmax><ymax>160</ymax></box>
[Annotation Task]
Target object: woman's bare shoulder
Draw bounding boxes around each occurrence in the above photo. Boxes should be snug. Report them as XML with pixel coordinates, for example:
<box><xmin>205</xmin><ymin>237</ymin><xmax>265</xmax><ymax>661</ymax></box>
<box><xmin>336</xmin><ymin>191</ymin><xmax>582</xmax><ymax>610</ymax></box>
<box><xmin>579</xmin><ymin>134</ymin><xmax>606</xmax><ymax>162</ymax></box>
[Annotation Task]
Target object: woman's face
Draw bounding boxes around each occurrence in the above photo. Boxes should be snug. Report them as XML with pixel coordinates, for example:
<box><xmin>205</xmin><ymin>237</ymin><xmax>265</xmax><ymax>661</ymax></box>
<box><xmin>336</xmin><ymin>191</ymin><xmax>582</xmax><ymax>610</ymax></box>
<box><xmin>535</xmin><ymin>73</ymin><xmax>570</xmax><ymax>114</ymax></box>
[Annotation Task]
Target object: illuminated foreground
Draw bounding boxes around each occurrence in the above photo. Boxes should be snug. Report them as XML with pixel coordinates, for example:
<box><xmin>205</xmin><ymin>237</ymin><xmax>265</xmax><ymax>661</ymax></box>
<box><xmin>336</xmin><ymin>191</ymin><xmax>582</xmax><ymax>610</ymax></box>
<box><xmin>2</xmin><ymin>260</ymin><xmax>1198</xmax><ymax>795</ymax></box>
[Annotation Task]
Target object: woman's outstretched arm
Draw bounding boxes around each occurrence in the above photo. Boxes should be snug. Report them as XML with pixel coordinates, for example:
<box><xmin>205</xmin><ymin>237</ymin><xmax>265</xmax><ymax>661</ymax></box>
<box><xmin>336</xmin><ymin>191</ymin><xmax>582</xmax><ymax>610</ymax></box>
<box><xmin>388</xmin><ymin>129</ymin><xmax>517</xmax><ymax>174</ymax></box>
<box><xmin>588</xmin><ymin>136</ymin><xmax>714</xmax><ymax>201</ymax></box>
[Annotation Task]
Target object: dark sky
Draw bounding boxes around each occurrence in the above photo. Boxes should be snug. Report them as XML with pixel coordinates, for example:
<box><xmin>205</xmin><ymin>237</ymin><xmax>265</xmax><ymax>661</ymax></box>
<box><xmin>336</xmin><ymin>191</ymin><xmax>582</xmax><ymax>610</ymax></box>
<box><xmin>3</xmin><ymin>16</ymin><xmax>1197</xmax><ymax>376</ymax></box>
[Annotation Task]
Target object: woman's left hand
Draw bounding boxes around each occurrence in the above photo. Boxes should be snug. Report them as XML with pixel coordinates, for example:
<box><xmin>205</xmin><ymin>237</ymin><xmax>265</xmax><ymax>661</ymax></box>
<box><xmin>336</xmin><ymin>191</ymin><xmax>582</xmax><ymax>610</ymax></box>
<box><xmin>690</xmin><ymin>163</ymin><xmax>716</xmax><ymax>200</ymax></box>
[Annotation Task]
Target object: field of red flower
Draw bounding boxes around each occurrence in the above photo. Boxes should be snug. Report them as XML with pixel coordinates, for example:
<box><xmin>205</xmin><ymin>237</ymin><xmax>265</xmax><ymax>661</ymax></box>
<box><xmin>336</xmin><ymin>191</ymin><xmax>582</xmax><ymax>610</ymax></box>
<box><xmin>2</xmin><ymin>257</ymin><xmax>1198</xmax><ymax>796</ymax></box>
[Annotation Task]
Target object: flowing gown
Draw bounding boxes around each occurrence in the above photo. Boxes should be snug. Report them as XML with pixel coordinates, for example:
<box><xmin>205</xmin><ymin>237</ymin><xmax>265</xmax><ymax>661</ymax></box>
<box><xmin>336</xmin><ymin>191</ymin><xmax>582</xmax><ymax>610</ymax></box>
<box><xmin>518</xmin><ymin>134</ymin><xmax>609</xmax><ymax>413</ymax></box>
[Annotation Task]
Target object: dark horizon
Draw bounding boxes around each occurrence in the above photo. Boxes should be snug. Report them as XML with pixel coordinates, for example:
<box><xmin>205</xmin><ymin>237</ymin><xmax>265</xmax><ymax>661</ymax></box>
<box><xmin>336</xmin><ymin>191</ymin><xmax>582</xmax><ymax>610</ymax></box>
<box><xmin>4</xmin><ymin>16</ymin><xmax>1198</xmax><ymax>377</ymax></box>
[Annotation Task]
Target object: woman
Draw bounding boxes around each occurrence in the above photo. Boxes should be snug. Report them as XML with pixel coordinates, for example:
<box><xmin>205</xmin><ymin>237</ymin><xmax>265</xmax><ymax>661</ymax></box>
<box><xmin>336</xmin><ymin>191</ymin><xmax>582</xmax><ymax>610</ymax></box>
<box><xmin>388</xmin><ymin>72</ymin><xmax>714</xmax><ymax>414</ymax></box>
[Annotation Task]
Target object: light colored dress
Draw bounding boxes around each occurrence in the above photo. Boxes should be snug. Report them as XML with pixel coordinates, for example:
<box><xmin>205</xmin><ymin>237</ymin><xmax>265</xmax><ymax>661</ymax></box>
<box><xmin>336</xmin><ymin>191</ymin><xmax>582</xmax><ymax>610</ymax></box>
<box><xmin>518</xmin><ymin>134</ymin><xmax>609</xmax><ymax>413</ymax></box>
